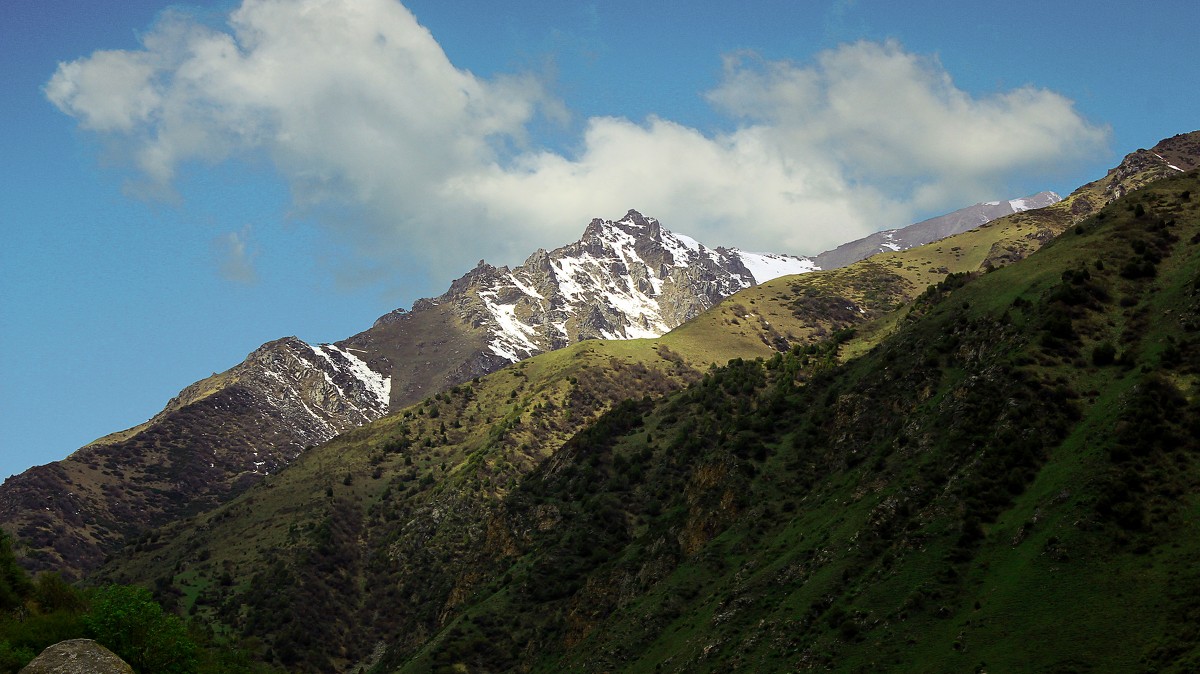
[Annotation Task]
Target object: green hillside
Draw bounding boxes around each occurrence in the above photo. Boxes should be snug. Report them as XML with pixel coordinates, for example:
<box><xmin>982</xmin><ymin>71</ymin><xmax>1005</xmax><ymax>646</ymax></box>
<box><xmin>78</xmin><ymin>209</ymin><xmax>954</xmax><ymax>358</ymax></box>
<box><xmin>90</xmin><ymin>191</ymin><xmax>1083</xmax><ymax>671</ymax></box>
<box><xmin>390</xmin><ymin>171</ymin><xmax>1200</xmax><ymax>673</ymax></box>
<box><xmin>89</xmin><ymin>166</ymin><xmax>1200</xmax><ymax>671</ymax></box>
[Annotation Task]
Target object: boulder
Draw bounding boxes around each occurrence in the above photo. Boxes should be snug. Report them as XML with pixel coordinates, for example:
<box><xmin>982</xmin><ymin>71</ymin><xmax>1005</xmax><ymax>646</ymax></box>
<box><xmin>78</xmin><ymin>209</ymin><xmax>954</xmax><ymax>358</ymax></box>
<box><xmin>19</xmin><ymin>639</ymin><xmax>133</xmax><ymax>674</ymax></box>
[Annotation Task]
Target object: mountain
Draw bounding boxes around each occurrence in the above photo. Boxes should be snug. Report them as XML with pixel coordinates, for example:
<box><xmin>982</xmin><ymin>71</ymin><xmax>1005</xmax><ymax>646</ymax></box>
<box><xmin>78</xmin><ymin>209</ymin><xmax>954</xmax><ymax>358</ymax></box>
<box><xmin>0</xmin><ymin>210</ymin><xmax>810</xmax><ymax>578</ymax></box>
<box><xmin>88</xmin><ymin>133</ymin><xmax>1200</xmax><ymax>672</ymax></box>
<box><xmin>811</xmin><ymin>191</ymin><xmax>1061</xmax><ymax>270</ymax></box>
<box><xmin>344</xmin><ymin>209</ymin><xmax>814</xmax><ymax>405</ymax></box>
<box><xmin>0</xmin><ymin>337</ymin><xmax>390</xmax><ymax>574</ymax></box>
<box><xmin>429</xmin><ymin>169</ymin><xmax>1199</xmax><ymax>674</ymax></box>
<box><xmin>4</xmin><ymin>132</ymin><xmax>1196</xmax><ymax>584</ymax></box>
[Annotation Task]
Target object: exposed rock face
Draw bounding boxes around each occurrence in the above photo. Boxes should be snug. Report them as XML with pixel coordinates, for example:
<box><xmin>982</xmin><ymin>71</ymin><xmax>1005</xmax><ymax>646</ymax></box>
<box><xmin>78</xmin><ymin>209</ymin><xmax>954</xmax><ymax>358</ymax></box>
<box><xmin>1083</xmin><ymin>131</ymin><xmax>1200</xmax><ymax>212</ymax></box>
<box><xmin>19</xmin><ymin>639</ymin><xmax>133</xmax><ymax>674</ymax></box>
<box><xmin>813</xmin><ymin>192</ymin><xmax>1061</xmax><ymax>270</ymax></box>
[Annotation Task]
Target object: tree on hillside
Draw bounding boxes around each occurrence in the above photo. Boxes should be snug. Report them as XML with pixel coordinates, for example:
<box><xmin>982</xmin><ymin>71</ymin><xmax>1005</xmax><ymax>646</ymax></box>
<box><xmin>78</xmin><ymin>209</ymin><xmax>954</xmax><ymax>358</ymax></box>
<box><xmin>0</xmin><ymin>531</ymin><xmax>31</xmax><ymax>612</ymax></box>
<box><xmin>84</xmin><ymin>585</ymin><xmax>197</xmax><ymax>674</ymax></box>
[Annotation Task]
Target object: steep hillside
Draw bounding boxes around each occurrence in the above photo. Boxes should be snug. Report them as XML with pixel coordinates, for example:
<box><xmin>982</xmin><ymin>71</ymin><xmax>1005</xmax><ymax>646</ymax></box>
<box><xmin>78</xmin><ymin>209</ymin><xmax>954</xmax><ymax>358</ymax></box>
<box><xmin>380</xmin><ymin>169</ymin><xmax>1200</xmax><ymax>674</ymax></box>
<box><xmin>664</xmin><ymin>131</ymin><xmax>1200</xmax><ymax>366</ymax></box>
<box><xmin>92</xmin><ymin>138</ymin><xmax>1199</xmax><ymax>670</ymax></box>
<box><xmin>0</xmin><ymin>337</ymin><xmax>389</xmax><ymax>576</ymax></box>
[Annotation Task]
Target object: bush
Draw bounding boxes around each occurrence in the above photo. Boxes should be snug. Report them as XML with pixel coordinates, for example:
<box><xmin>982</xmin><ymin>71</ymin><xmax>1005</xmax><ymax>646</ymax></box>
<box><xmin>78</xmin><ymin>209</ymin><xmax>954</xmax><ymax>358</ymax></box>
<box><xmin>0</xmin><ymin>531</ymin><xmax>31</xmax><ymax>612</ymax></box>
<box><xmin>1092</xmin><ymin>342</ymin><xmax>1117</xmax><ymax>366</ymax></box>
<box><xmin>85</xmin><ymin>585</ymin><xmax>197</xmax><ymax>674</ymax></box>
<box><xmin>0</xmin><ymin>641</ymin><xmax>35</xmax><ymax>672</ymax></box>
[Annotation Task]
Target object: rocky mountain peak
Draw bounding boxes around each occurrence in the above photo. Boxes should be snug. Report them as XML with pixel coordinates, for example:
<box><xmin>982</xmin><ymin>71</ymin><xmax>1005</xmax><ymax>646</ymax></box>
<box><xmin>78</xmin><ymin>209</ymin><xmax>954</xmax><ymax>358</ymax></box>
<box><xmin>617</xmin><ymin>208</ymin><xmax>656</xmax><ymax>228</ymax></box>
<box><xmin>1103</xmin><ymin>131</ymin><xmax>1198</xmax><ymax>201</ymax></box>
<box><xmin>372</xmin><ymin>210</ymin><xmax>813</xmax><ymax>367</ymax></box>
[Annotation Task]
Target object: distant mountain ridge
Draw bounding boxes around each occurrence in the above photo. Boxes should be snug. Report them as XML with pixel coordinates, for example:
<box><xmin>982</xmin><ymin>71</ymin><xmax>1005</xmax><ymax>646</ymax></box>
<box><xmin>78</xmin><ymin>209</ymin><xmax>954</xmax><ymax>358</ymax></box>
<box><xmin>812</xmin><ymin>191</ymin><xmax>1061</xmax><ymax>270</ymax></box>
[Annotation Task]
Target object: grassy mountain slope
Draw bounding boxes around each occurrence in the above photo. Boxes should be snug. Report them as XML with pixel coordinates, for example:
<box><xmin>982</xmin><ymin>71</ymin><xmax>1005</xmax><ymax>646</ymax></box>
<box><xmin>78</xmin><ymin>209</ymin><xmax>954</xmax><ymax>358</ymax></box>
<box><xmin>91</xmin><ymin>137</ymin><xmax>1199</xmax><ymax>671</ymax></box>
<box><xmin>665</xmin><ymin>131</ymin><xmax>1198</xmax><ymax>368</ymax></box>
<box><xmin>661</xmin><ymin>174</ymin><xmax>1077</xmax><ymax>366</ymax></box>
<box><xmin>95</xmin><ymin>337</ymin><xmax>705</xmax><ymax>670</ymax></box>
<box><xmin>391</xmin><ymin>170</ymin><xmax>1200</xmax><ymax>673</ymax></box>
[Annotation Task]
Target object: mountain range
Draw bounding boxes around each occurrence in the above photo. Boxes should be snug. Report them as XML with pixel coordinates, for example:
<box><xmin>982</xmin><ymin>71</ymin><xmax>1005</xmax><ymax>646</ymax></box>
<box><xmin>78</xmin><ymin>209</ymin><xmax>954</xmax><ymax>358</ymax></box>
<box><xmin>0</xmin><ymin>185</ymin><xmax>1058</xmax><ymax>579</ymax></box>
<box><xmin>3</xmin><ymin>130</ymin><xmax>1200</xmax><ymax>672</ymax></box>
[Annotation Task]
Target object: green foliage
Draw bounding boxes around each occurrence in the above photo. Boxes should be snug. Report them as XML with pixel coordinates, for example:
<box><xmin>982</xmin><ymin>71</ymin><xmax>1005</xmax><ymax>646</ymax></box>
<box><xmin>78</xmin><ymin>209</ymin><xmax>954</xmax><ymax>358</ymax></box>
<box><xmin>1</xmin><ymin>529</ymin><xmax>260</xmax><ymax>674</ymax></box>
<box><xmin>1092</xmin><ymin>341</ymin><xmax>1117</xmax><ymax>366</ymax></box>
<box><xmin>0</xmin><ymin>532</ymin><xmax>30</xmax><ymax>613</ymax></box>
<box><xmin>85</xmin><ymin>585</ymin><xmax>197</xmax><ymax>674</ymax></box>
<box><xmin>0</xmin><ymin>535</ymin><xmax>90</xmax><ymax>673</ymax></box>
<box><xmin>0</xmin><ymin>642</ymin><xmax>34</xmax><ymax>673</ymax></box>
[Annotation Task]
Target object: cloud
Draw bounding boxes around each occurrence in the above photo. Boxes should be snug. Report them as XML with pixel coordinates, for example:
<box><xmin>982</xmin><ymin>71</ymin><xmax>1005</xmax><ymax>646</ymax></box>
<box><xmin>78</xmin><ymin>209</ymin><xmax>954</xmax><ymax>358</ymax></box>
<box><xmin>214</xmin><ymin>226</ymin><xmax>258</xmax><ymax>284</ymax></box>
<box><xmin>46</xmin><ymin>1</ymin><xmax>1108</xmax><ymax>285</ymax></box>
<box><xmin>705</xmin><ymin>43</ymin><xmax>1110</xmax><ymax>211</ymax></box>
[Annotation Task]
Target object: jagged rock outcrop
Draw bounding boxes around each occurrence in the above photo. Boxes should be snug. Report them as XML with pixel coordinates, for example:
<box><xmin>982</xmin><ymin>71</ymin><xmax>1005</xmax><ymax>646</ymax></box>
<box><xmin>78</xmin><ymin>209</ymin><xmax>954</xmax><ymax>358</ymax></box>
<box><xmin>1084</xmin><ymin>131</ymin><xmax>1200</xmax><ymax>211</ymax></box>
<box><xmin>19</xmin><ymin>640</ymin><xmax>133</xmax><ymax>674</ymax></box>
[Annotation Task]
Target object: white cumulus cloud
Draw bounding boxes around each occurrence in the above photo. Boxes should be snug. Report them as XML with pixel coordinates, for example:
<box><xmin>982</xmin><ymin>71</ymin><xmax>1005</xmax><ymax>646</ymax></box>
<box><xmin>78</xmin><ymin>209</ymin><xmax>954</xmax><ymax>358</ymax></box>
<box><xmin>46</xmin><ymin>0</ymin><xmax>1108</xmax><ymax>284</ymax></box>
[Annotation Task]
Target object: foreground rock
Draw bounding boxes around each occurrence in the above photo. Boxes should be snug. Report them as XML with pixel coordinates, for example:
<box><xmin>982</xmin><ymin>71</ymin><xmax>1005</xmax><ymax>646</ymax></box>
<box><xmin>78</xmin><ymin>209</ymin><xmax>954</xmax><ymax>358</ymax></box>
<box><xmin>19</xmin><ymin>639</ymin><xmax>133</xmax><ymax>674</ymax></box>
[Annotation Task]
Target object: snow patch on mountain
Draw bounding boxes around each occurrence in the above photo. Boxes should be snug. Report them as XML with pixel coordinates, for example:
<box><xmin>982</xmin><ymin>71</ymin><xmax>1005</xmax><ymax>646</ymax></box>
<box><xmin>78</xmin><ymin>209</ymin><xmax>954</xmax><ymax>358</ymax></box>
<box><xmin>313</xmin><ymin>344</ymin><xmax>392</xmax><ymax>411</ymax></box>
<box><xmin>477</xmin><ymin>287</ymin><xmax>544</xmax><ymax>361</ymax></box>
<box><xmin>733</xmin><ymin>250</ymin><xmax>817</xmax><ymax>283</ymax></box>
<box><xmin>1008</xmin><ymin>192</ymin><xmax>1059</xmax><ymax>212</ymax></box>
<box><xmin>1154</xmin><ymin>152</ymin><xmax>1185</xmax><ymax>172</ymax></box>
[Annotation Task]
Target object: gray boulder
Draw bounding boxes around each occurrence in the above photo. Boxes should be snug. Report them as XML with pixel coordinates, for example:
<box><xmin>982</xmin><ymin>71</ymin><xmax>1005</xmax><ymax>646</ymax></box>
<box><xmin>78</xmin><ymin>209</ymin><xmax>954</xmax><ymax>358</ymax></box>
<box><xmin>19</xmin><ymin>639</ymin><xmax>133</xmax><ymax>674</ymax></box>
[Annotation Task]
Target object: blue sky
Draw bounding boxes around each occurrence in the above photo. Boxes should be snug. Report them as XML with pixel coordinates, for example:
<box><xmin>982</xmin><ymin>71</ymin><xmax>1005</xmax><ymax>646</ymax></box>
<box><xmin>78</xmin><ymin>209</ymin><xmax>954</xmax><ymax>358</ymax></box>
<box><xmin>2</xmin><ymin>0</ymin><xmax>1198</xmax><ymax>480</ymax></box>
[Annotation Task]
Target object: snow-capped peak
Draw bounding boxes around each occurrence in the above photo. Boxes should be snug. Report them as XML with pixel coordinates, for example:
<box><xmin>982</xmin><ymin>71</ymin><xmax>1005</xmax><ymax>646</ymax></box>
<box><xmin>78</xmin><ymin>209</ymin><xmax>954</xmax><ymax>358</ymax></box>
<box><xmin>439</xmin><ymin>210</ymin><xmax>804</xmax><ymax>364</ymax></box>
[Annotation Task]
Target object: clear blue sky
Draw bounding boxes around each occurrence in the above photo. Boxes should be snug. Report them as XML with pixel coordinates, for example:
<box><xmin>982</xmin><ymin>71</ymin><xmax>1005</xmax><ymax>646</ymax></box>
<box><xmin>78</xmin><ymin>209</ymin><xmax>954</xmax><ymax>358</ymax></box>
<box><xmin>2</xmin><ymin>0</ymin><xmax>1198</xmax><ymax>480</ymax></box>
